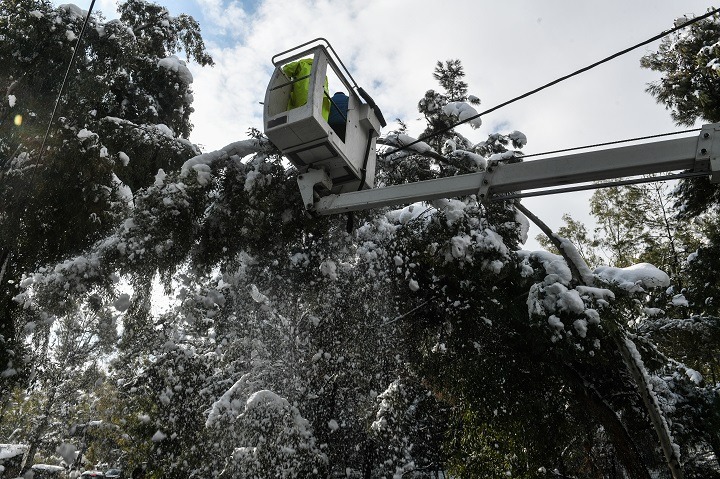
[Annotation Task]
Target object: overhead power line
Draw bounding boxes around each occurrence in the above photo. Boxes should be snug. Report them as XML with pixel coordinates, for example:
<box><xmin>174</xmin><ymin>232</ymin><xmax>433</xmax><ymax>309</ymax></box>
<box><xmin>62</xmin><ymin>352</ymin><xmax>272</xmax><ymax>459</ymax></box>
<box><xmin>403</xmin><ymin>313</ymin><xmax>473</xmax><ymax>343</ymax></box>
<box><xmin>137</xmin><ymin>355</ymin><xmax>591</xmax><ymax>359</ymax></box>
<box><xmin>9</xmin><ymin>0</ymin><xmax>97</xmax><ymax>197</ymax></box>
<box><xmin>493</xmin><ymin>171</ymin><xmax>709</xmax><ymax>201</ymax></box>
<box><xmin>520</xmin><ymin>128</ymin><xmax>702</xmax><ymax>159</ymax></box>
<box><xmin>381</xmin><ymin>7</ymin><xmax>720</xmax><ymax>159</ymax></box>
<box><xmin>36</xmin><ymin>0</ymin><xmax>97</xmax><ymax>166</ymax></box>
<box><xmin>9</xmin><ymin>1</ymin><xmax>96</xmax><ymax>212</ymax></box>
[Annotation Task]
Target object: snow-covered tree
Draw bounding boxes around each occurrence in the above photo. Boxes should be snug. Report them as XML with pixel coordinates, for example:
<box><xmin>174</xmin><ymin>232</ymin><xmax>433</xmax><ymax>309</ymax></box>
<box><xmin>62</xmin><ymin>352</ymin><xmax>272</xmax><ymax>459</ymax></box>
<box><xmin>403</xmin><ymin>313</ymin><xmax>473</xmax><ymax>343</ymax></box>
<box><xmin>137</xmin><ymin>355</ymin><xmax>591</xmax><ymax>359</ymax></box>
<box><xmin>642</xmin><ymin>9</ymin><xmax>720</xmax><ymax>218</ymax></box>
<box><xmin>0</xmin><ymin>1</ymin><xmax>214</xmax><ymax>475</ymax></box>
<box><xmin>7</xmin><ymin>36</ymin><xmax>720</xmax><ymax>479</ymax></box>
<box><xmin>639</xmin><ymin>12</ymin><xmax>720</xmax><ymax>471</ymax></box>
<box><xmin>641</xmin><ymin>11</ymin><xmax>720</xmax><ymax>126</ymax></box>
<box><xmin>0</xmin><ymin>0</ymin><xmax>212</xmax><ymax>396</ymax></box>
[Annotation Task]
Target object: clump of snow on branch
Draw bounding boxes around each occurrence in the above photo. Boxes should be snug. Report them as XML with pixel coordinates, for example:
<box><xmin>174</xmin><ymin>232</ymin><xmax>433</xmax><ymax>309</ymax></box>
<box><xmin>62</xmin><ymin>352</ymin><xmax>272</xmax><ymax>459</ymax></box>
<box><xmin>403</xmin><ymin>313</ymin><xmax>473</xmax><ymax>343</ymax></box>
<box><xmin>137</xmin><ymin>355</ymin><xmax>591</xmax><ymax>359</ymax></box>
<box><xmin>158</xmin><ymin>55</ymin><xmax>193</xmax><ymax>84</ymax></box>
<box><xmin>518</xmin><ymin>250</ymin><xmax>572</xmax><ymax>284</ymax></box>
<box><xmin>447</xmin><ymin>149</ymin><xmax>487</xmax><ymax>170</ymax></box>
<box><xmin>180</xmin><ymin>139</ymin><xmax>263</xmax><ymax>178</ymax></box>
<box><xmin>508</xmin><ymin>130</ymin><xmax>528</xmax><ymax>148</ymax></box>
<box><xmin>222</xmin><ymin>388</ymin><xmax>328</xmax><ymax>477</ymax></box>
<box><xmin>205</xmin><ymin>374</ymin><xmax>252</xmax><ymax>428</ymax></box>
<box><xmin>383</xmin><ymin>133</ymin><xmax>433</xmax><ymax>154</ymax></box>
<box><xmin>520</xmin><ymin>250</ymin><xmax>613</xmax><ymax>343</ymax></box>
<box><xmin>385</xmin><ymin>203</ymin><xmax>429</xmax><ymax>226</ymax></box>
<box><xmin>594</xmin><ymin>263</ymin><xmax>670</xmax><ymax>292</ymax></box>
<box><xmin>57</xmin><ymin>3</ymin><xmax>87</xmax><ymax>19</ymax></box>
<box><xmin>442</xmin><ymin>101</ymin><xmax>482</xmax><ymax>129</ymax></box>
<box><xmin>14</xmin><ymin>140</ymin><xmax>267</xmax><ymax>311</ymax></box>
<box><xmin>555</xmin><ymin>235</ymin><xmax>595</xmax><ymax>285</ymax></box>
<box><xmin>515</xmin><ymin>209</ymin><xmax>530</xmax><ymax>245</ymax></box>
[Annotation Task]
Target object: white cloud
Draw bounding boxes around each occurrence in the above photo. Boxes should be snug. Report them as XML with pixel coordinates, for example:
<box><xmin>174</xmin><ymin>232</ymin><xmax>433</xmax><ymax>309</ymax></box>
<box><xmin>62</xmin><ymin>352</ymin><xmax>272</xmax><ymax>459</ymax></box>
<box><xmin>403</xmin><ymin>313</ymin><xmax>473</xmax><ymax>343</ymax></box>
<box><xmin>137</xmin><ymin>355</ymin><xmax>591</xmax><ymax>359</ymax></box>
<box><xmin>195</xmin><ymin>0</ymin><xmax>251</xmax><ymax>37</ymax></box>
<box><xmin>95</xmin><ymin>0</ymin><xmax>120</xmax><ymax>19</ymax></box>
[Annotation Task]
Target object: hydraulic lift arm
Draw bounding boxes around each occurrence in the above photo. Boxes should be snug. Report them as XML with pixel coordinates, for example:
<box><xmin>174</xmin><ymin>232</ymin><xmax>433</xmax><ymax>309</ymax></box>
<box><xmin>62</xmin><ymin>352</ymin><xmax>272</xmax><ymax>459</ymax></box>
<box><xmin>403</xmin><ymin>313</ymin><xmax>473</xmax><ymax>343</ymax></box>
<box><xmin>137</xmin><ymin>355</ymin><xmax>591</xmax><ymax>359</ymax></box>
<box><xmin>310</xmin><ymin>123</ymin><xmax>720</xmax><ymax>215</ymax></box>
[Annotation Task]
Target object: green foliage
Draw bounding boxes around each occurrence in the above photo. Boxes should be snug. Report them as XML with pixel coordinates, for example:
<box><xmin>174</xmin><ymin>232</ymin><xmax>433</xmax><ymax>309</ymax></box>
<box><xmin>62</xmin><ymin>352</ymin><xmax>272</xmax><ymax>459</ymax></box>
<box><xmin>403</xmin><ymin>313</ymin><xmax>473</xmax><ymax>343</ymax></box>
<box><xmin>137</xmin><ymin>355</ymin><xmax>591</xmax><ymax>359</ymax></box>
<box><xmin>433</xmin><ymin>59</ymin><xmax>470</xmax><ymax>102</ymax></box>
<box><xmin>118</xmin><ymin>0</ymin><xmax>214</xmax><ymax>68</ymax></box>
<box><xmin>641</xmin><ymin>12</ymin><xmax>720</xmax><ymax>218</ymax></box>
<box><xmin>590</xmin><ymin>180</ymin><xmax>702</xmax><ymax>276</ymax></box>
<box><xmin>590</xmin><ymin>185</ymin><xmax>647</xmax><ymax>267</ymax></box>
<box><xmin>636</xmin><ymin>14</ymin><xmax>720</xmax><ymax>473</ymax></box>
<box><xmin>447</xmin><ymin>411</ymin><xmax>543</xmax><ymax>478</ymax></box>
<box><xmin>0</xmin><ymin>1</ymin><xmax>213</xmax><ymax>474</ymax></box>
<box><xmin>371</xmin><ymin>379</ymin><xmax>449</xmax><ymax>477</ymax></box>
<box><xmin>0</xmin><ymin>0</ymin><xmax>213</xmax><ymax>395</ymax></box>
<box><xmin>641</xmin><ymin>12</ymin><xmax>720</xmax><ymax>126</ymax></box>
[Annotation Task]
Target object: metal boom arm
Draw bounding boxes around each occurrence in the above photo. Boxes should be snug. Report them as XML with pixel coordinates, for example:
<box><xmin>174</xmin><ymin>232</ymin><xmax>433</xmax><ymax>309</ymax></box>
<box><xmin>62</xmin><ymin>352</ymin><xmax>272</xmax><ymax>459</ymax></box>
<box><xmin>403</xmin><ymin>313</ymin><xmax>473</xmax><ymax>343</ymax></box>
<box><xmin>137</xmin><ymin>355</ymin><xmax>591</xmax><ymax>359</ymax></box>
<box><xmin>312</xmin><ymin>123</ymin><xmax>720</xmax><ymax>215</ymax></box>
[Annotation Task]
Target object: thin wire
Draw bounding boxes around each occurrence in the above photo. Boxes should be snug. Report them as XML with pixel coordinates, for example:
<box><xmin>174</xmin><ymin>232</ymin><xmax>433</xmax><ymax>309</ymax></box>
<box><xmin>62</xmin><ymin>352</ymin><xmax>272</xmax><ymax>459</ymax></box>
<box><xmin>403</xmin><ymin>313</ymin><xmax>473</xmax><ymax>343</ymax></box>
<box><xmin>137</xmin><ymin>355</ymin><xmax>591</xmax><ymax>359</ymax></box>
<box><xmin>520</xmin><ymin>128</ymin><xmax>702</xmax><ymax>159</ymax></box>
<box><xmin>381</xmin><ymin>7</ymin><xmax>720</xmax><ymax>159</ymax></box>
<box><xmin>9</xmin><ymin>1</ymin><xmax>96</xmax><ymax>216</ymax></box>
<box><xmin>36</xmin><ymin>1</ymin><xmax>96</xmax><ymax>167</ymax></box>
<box><xmin>384</xmin><ymin>301</ymin><xmax>429</xmax><ymax>326</ymax></box>
<box><xmin>493</xmin><ymin>171</ymin><xmax>709</xmax><ymax>201</ymax></box>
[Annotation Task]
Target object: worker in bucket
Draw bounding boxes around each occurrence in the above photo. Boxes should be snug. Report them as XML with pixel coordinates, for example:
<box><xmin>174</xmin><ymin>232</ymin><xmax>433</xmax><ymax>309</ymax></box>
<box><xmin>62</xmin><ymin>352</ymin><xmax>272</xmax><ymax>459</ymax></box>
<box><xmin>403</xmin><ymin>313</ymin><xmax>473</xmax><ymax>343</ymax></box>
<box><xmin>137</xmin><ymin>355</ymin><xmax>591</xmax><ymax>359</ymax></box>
<box><xmin>282</xmin><ymin>58</ymin><xmax>330</xmax><ymax>120</ymax></box>
<box><xmin>328</xmin><ymin>91</ymin><xmax>349</xmax><ymax>141</ymax></box>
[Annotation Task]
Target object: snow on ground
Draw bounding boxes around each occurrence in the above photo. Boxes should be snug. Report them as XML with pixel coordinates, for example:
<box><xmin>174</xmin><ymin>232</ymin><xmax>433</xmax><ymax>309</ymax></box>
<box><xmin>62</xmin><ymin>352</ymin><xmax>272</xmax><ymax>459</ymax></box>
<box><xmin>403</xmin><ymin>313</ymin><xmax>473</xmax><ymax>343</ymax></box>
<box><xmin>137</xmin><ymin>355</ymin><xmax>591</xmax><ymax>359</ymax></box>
<box><xmin>0</xmin><ymin>444</ymin><xmax>28</xmax><ymax>460</ymax></box>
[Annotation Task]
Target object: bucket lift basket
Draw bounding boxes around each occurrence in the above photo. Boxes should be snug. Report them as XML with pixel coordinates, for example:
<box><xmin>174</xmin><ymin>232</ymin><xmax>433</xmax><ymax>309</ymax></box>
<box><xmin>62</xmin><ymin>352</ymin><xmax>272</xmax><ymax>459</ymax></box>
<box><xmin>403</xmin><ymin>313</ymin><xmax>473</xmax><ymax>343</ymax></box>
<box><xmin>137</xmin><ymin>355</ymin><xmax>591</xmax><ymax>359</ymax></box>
<box><xmin>263</xmin><ymin>39</ymin><xmax>386</xmax><ymax>209</ymax></box>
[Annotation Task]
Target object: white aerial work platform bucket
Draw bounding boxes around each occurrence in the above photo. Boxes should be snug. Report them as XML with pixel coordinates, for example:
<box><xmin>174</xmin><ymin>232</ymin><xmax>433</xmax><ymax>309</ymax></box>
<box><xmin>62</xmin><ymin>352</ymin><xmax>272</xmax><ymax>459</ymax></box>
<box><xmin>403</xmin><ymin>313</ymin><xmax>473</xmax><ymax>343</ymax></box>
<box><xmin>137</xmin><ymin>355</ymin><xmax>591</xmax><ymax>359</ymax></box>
<box><xmin>263</xmin><ymin>38</ymin><xmax>386</xmax><ymax>211</ymax></box>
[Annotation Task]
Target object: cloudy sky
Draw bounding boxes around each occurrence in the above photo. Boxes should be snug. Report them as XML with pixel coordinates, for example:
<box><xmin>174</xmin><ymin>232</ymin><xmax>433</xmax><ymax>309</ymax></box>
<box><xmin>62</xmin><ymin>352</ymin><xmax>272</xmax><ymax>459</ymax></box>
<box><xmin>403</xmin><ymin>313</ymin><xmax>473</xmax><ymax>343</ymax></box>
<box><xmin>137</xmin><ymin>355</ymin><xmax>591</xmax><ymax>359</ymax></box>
<box><xmin>85</xmin><ymin>0</ymin><xmax>712</xmax><ymax>251</ymax></box>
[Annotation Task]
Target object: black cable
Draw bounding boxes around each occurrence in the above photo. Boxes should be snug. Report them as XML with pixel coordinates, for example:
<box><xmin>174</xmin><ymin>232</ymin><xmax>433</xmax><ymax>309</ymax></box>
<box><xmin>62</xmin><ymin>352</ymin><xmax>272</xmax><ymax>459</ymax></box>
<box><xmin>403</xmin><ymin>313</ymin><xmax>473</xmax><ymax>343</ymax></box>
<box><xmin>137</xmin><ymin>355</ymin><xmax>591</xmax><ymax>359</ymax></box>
<box><xmin>493</xmin><ymin>171</ymin><xmax>709</xmax><ymax>201</ymax></box>
<box><xmin>8</xmin><ymin>1</ymin><xmax>96</xmax><ymax>219</ymax></box>
<box><xmin>381</xmin><ymin>7</ymin><xmax>720</xmax><ymax>159</ymax></box>
<box><xmin>35</xmin><ymin>0</ymin><xmax>96</xmax><ymax>168</ymax></box>
<box><xmin>520</xmin><ymin>128</ymin><xmax>702</xmax><ymax>159</ymax></box>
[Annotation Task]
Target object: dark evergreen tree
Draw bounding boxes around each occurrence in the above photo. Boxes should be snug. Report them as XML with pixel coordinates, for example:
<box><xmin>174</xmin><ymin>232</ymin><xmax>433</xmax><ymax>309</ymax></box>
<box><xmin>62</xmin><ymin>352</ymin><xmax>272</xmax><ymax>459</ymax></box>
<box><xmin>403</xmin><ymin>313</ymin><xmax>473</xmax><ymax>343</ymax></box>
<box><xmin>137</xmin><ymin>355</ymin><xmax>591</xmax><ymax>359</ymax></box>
<box><xmin>641</xmin><ymin>10</ymin><xmax>720</xmax><ymax>217</ymax></box>
<box><xmin>0</xmin><ymin>0</ymin><xmax>212</xmax><ymax>400</ymax></box>
<box><xmin>641</xmin><ymin>13</ymin><xmax>720</xmax><ymax>126</ymax></box>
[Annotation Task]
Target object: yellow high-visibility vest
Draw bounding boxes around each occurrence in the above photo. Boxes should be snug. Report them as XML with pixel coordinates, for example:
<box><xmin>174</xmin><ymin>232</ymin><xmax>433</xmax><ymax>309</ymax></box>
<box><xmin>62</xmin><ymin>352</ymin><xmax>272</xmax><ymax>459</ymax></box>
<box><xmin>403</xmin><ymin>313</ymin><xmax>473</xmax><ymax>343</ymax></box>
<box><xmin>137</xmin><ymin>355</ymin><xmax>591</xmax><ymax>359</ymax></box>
<box><xmin>282</xmin><ymin>58</ymin><xmax>330</xmax><ymax>121</ymax></box>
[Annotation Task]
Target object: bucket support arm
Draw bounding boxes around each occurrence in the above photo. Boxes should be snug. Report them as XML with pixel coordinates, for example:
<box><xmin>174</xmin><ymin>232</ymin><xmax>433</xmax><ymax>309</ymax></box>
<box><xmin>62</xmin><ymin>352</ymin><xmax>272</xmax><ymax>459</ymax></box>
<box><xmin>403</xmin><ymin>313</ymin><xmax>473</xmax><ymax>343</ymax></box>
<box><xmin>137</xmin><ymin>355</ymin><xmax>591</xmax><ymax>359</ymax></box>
<box><xmin>308</xmin><ymin>123</ymin><xmax>720</xmax><ymax>215</ymax></box>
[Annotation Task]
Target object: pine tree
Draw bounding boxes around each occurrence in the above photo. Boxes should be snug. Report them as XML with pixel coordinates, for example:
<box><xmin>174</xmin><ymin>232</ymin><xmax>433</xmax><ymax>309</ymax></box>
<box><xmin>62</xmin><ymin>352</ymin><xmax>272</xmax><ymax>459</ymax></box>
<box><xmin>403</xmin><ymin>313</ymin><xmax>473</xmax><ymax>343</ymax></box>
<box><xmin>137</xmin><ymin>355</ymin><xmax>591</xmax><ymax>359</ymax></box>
<box><xmin>641</xmin><ymin>10</ymin><xmax>720</xmax><ymax>217</ymax></box>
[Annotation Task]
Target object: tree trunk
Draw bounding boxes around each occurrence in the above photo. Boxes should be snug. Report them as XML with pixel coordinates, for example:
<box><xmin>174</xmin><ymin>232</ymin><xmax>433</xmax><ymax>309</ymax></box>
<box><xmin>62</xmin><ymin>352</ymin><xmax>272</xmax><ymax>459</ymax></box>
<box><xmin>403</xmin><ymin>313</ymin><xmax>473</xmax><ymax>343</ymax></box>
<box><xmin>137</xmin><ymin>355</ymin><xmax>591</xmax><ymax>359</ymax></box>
<box><xmin>614</xmin><ymin>335</ymin><xmax>685</xmax><ymax>478</ymax></box>
<box><xmin>517</xmin><ymin>202</ymin><xmax>685</xmax><ymax>479</ymax></box>
<box><xmin>0</xmin><ymin>249</ymin><xmax>20</xmax><ymax>401</ymax></box>
<box><xmin>20</xmin><ymin>387</ymin><xmax>58</xmax><ymax>474</ymax></box>
<box><xmin>566</xmin><ymin>365</ymin><xmax>652</xmax><ymax>479</ymax></box>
